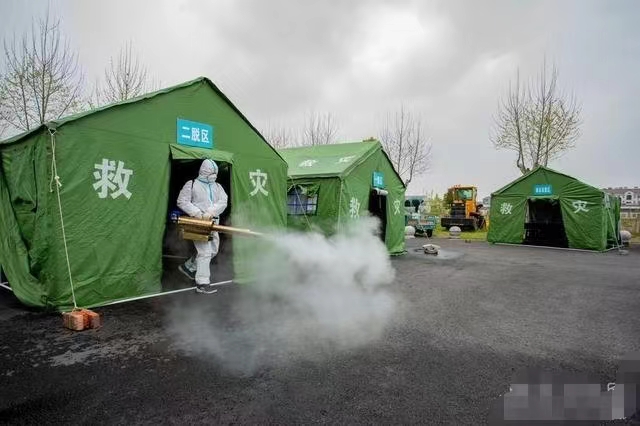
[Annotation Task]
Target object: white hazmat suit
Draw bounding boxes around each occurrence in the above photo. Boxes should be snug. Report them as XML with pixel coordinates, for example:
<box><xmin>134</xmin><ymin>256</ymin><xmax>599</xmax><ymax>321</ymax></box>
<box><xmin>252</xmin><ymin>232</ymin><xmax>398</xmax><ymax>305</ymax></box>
<box><xmin>177</xmin><ymin>159</ymin><xmax>228</xmax><ymax>288</ymax></box>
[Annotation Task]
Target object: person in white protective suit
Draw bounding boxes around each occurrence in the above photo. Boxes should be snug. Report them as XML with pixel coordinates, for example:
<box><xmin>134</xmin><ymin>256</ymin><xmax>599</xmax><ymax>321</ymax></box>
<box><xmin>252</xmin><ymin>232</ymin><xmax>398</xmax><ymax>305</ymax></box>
<box><xmin>176</xmin><ymin>159</ymin><xmax>228</xmax><ymax>294</ymax></box>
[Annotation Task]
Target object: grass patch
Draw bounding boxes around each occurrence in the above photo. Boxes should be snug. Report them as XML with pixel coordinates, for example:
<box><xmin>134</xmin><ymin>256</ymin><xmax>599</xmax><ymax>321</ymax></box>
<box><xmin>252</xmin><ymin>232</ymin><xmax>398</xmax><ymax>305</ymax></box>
<box><xmin>433</xmin><ymin>226</ymin><xmax>487</xmax><ymax>241</ymax></box>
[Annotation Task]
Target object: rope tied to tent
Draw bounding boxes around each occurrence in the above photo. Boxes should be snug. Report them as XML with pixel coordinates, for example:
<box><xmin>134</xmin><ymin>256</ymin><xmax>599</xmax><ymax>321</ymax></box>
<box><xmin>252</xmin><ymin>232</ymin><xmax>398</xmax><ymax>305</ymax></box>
<box><xmin>48</xmin><ymin>128</ymin><xmax>79</xmax><ymax>310</ymax></box>
<box><xmin>49</xmin><ymin>129</ymin><xmax>62</xmax><ymax>193</ymax></box>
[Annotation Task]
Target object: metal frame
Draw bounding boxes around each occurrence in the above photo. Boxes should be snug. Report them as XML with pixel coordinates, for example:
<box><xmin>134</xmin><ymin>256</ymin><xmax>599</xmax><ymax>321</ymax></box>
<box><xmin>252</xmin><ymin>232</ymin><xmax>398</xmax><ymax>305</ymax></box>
<box><xmin>1</xmin><ymin>280</ymin><xmax>234</xmax><ymax>298</ymax></box>
<box><xmin>93</xmin><ymin>279</ymin><xmax>234</xmax><ymax>307</ymax></box>
<box><xmin>494</xmin><ymin>243</ymin><xmax>618</xmax><ymax>253</ymax></box>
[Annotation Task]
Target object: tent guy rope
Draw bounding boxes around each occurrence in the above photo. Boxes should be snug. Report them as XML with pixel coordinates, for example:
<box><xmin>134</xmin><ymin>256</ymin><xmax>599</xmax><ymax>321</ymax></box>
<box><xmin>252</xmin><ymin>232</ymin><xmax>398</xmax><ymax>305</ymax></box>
<box><xmin>48</xmin><ymin>128</ymin><xmax>79</xmax><ymax>310</ymax></box>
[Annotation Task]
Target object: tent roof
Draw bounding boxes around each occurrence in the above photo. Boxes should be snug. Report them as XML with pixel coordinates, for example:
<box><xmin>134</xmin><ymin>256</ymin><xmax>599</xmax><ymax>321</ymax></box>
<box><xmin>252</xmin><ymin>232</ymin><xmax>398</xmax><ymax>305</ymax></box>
<box><xmin>279</xmin><ymin>140</ymin><xmax>377</xmax><ymax>178</ymax></box>
<box><xmin>279</xmin><ymin>140</ymin><xmax>405</xmax><ymax>186</ymax></box>
<box><xmin>491</xmin><ymin>165</ymin><xmax>604</xmax><ymax>197</ymax></box>
<box><xmin>0</xmin><ymin>77</ymin><xmax>284</xmax><ymax>162</ymax></box>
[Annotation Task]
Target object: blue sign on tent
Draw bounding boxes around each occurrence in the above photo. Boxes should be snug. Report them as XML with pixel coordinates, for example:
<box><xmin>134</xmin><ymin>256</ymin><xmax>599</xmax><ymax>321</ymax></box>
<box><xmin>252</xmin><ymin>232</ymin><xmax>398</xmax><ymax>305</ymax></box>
<box><xmin>373</xmin><ymin>171</ymin><xmax>384</xmax><ymax>188</ymax></box>
<box><xmin>177</xmin><ymin>118</ymin><xmax>214</xmax><ymax>149</ymax></box>
<box><xmin>533</xmin><ymin>184</ymin><xmax>553</xmax><ymax>195</ymax></box>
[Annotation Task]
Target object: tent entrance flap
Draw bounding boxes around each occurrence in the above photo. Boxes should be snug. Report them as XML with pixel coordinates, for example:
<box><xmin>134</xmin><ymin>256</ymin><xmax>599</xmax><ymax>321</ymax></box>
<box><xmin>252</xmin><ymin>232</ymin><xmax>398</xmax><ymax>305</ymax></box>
<box><xmin>169</xmin><ymin>144</ymin><xmax>234</xmax><ymax>164</ymax></box>
<box><xmin>368</xmin><ymin>189</ymin><xmax>387</xmax><ymax>242</ymax></box>
<box><xmin>162</xmin><ymin>158</ymin><xmax>233</xmax><ymax>291</ymax></box>
<box><xmin>523</xmin><ymin>198</ymin><xmax>568</xmax><ymax>248</ymax></box>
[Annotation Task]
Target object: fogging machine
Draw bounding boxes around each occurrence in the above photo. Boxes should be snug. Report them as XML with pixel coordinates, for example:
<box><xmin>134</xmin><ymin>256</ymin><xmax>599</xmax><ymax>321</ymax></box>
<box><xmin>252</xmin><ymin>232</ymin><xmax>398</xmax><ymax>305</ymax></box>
<box><xmin>175</xmin><ymin>216</ymin><xmax>264</xmax><ymax>241</ymax></box>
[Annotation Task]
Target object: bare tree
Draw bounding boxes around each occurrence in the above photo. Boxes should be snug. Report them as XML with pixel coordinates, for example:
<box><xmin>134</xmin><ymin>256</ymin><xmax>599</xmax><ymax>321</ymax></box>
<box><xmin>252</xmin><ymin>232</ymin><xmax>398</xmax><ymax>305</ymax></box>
<box><xmin>491</xmin><ymin>60</ymin><xmax>581</xmax><ymax>174</ymax></box>
<box><xmin>98</xmin><ymin>41</ymin><xmax>152</xmax><ymax>105</ymax></box>
<box><xmin>0</xmin><ymin>14</ymin><xmax>84</xmax><ymax>134</ymax></box>
<box><xmin>302</xmin><ymin>111</ymin><xmax>338</xmax><ymax>146</ymax></box>
<box><xmin>379</xmin><ymin>105</ymin><xmax>432</xmax><ymax>186</ymax></box>
<box><xmin>263</xmin><ymin>122</ymin><xmax>296</xmax><ymax>149</ymax></box>
<box><xmin>85</xmin><ymin>78</ymin><xmax>103</xmax><ymax>110</ymax></box>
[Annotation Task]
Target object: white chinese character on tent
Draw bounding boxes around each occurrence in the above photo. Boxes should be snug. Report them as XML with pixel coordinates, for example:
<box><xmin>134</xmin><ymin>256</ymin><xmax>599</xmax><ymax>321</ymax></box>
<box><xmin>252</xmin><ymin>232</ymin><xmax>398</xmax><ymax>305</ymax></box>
<box><xmin>201</xmin><ymin>129</ymin><xmax>209</xmax><ymax>143</ymax></box>
<box><xmin>338</xmin><ymin>156</ymin><xmax>355</xmax><ymax>163</ymax></box>
<box><xmin>500</xmin><ymin>202</ymin><xmax>513</xmax><ymax>215</ymax></box>
<box><xmin>191</xmin><ymin>128</ymin><xmax>200</xmax><ymax>142</ymax></box>
<box><xmin>249</xmin><ymin>169</ymin><xmax>269</xmax><ymax>196</ymax></box>
<box><xmin>572</xmin><ymin>200</ymin><xmax>589</xmax><ymax>213</ymax></box>
<box><xmin>349</xmin><ymin>197</ymin><xmax>361</xmax><ymax>218</ymax></box>
<box><xmin>93</xmin><ymin>159</ymin><xmax>116</xmax><ymax>199</ymax></box>
<box><xmin>299</xmin><ymin>159</ymin><xmax>317</xmax><ymax>168</ymax></box>
<box><xmin>393</xmin><ymin>199</ymin><xmax>401</xmax><ymax>215</ymax></box>
<box><xmin>93</xmin><ymin>159</ymin><xmax>133</xmax><ymax>199</ymax></box>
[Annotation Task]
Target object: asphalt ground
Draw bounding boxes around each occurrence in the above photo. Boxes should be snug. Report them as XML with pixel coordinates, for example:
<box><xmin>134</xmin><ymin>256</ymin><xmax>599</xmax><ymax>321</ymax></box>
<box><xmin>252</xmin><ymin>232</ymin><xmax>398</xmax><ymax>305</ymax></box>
<box><xmin>1</xmin><ymin>239</ymin><xmax>639</xmax><ymax>424</ymax></box>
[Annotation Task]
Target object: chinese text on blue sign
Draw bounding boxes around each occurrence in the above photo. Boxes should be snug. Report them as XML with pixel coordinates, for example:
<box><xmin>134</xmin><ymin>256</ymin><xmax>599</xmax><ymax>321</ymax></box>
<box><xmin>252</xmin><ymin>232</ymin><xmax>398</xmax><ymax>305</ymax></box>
<box><xmin>373</xmin><ymin>171</ymin><xmax>384</xmax><ymax>188</ymax></box>
<box><xmin>533</xmin><ymin>184</ymin><xmax>552</xmax><ymax>195</ymax></box>
<box><xmin>177</xmin><ymin>119</ymin><xmax>214</xmax><ymax>149</ymax></box>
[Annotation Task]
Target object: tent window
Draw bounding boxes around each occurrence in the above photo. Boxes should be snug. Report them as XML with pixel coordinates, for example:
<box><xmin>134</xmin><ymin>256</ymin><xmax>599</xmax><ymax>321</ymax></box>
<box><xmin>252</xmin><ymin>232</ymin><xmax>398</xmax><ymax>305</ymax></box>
<box><xmin>287</xmin><ymin>186</ymin><xmax>318</xmax><ymax>215</ymax></box>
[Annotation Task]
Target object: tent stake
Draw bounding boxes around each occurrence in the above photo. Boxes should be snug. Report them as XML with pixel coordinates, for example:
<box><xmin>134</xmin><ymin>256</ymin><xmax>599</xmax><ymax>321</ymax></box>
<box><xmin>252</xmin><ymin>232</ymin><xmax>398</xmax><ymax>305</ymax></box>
<box><xmin>0</xmin><ymin>282</ymin><xmax>12</xmax><ymax>292</ymax></box>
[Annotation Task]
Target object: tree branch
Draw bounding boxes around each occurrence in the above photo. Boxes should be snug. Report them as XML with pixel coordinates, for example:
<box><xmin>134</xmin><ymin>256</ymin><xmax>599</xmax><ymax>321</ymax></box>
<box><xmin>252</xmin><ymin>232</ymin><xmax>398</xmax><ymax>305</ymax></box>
<box><xmin>0</xmin><ymin>12</ymin><xmax>84</xmax><ymax>134</ymax></box>
<box><xmin>380</xmin><ymin>105</ymin><xmax>432</xmax><ymax>186</ymax></box>
<box><xmin>302</xmin><ymin>111</ymin><xmax>338</xmax><ymax>146</ymax></box>
<box><xmin>491</xmin><ymin>59</ymin><xmax>581</xmax><ymax>174</ymax></box>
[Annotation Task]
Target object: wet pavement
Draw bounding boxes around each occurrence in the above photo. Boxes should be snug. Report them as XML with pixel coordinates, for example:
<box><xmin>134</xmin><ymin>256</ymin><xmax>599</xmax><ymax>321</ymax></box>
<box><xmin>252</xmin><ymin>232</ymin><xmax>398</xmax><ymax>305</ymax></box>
<box><xmin>1</xmin><ymin>238</ymin><xmax>639</xmax><ymax>424</ymax></box>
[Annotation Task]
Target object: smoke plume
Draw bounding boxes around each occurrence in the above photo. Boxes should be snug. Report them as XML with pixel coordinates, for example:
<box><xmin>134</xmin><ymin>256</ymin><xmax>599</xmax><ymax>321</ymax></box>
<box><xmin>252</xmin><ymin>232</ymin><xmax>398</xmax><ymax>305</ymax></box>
<box><xmin>165</xmin><ymin>216</ymin><xmax>397</xmax><ymax>375</ymax></box>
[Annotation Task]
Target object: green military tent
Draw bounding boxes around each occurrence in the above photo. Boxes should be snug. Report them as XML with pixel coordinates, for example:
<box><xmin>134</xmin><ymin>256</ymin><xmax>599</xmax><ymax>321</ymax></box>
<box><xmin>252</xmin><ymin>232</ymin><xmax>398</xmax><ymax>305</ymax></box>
<box><xmin>487</xmin><ymin>166</ymin><xmax>621</xmax><ymax>251</ymax></box>
<box><xmin>278</xmin><ymin>140</ymin><xmax>406</xmax><ymax>255</ymax></box>
<box><xmin>0</xmin><ymin>77</ymin><xmax>287</xmax><ymax>310</ymax></box>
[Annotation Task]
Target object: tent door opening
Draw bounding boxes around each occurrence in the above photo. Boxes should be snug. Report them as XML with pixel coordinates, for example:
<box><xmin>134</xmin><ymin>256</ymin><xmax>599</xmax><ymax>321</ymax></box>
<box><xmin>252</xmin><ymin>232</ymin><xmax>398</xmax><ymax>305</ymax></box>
<box><xmin>523</xmin><ymin>198</ymin><xmax>568</xmax><ymax>248</ymax></box>
<box><xmin>368</xmin><ymin>189</ymin><xmax>387</xmax><ymax>243</ymax></box>
<box><xmin>162</xmin><ymin>159</ymin><xmax>234</xmax><ymax>290</ymax></box>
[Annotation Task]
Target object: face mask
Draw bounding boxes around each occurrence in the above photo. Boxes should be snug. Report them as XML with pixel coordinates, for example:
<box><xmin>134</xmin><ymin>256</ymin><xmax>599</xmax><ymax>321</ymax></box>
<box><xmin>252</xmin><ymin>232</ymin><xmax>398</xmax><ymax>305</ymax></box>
<box><xmin>207</xmin><ymin>174</ymin><xmax>217</xmax><ymax>184</ymax></box>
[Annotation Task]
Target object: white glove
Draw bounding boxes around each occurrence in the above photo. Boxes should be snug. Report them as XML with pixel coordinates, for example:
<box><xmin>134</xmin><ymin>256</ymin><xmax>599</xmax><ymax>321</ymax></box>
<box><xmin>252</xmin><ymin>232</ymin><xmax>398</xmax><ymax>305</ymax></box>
<box><xmin>201</xmin><ymin>213</ymin><xmax>213</xmax><ymax>220</ymax></box>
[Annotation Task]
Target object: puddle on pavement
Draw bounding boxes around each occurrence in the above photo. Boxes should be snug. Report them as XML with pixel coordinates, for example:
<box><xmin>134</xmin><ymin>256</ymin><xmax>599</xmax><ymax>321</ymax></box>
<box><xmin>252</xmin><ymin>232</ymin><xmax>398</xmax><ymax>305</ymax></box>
<box><xmin>410</xmin><ymin>248</ymin><xmax>464</xmax><ymax>260</ymax></box>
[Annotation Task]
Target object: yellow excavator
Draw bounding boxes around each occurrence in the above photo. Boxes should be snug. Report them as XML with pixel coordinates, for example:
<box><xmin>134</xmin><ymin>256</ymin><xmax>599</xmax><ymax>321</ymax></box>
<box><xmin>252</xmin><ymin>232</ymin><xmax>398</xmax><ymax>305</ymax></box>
<box><xmin>440</xmin><ymin>185</ymin><xmax>486</xmax><ymax>231</ymax></box>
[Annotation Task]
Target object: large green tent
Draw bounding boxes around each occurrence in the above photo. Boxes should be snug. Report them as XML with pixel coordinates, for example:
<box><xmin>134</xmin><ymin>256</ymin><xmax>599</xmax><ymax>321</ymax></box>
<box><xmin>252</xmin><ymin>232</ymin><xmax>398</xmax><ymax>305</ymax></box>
<box><xmin>487</xmin><ymin>166</ymin><xmax>621</xmax><ymax>251</ymax></box>
<box><xmin>0</xmin><ymin>77</ymin><xmax>287</xmax><ymax>310</ymax></box>
<box><xmin>278</xmin><ymin>140</ymin><xmax>406</xmax><ymax>255</ymax></box>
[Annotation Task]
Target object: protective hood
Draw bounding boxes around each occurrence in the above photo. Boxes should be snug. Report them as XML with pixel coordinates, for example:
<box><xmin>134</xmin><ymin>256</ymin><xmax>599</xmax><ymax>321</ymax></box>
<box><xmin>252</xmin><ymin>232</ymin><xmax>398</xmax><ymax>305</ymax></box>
<box><xmin>198</xmin><ymin>159</ymin><xmax>218</xmax><ymax>180</ymax></box>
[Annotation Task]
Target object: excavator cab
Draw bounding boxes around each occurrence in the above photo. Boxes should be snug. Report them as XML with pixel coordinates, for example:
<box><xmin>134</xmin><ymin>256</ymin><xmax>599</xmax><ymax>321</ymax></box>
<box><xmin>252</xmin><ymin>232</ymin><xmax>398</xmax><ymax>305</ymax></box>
<box><xmin>441</xmin><ymin>185</ymin><xmax>485</xmax><ymax>231</ymax></box>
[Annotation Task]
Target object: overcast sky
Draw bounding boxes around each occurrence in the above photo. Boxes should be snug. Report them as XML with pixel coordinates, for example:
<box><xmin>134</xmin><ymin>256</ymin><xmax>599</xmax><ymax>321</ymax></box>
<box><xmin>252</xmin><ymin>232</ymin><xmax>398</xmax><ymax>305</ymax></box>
<box><xmin>2</xmin><ymin>0</ymin><xmax>639</xmax><ymax>197</ymax></box>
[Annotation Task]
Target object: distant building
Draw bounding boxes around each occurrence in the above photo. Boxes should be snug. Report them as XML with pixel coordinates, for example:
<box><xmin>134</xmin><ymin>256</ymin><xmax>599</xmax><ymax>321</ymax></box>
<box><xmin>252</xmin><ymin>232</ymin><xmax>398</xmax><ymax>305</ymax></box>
<box><xmin>602</xmin><ymin>187</ymin><xmax>640</xmax><ymax>218</ymax></box>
